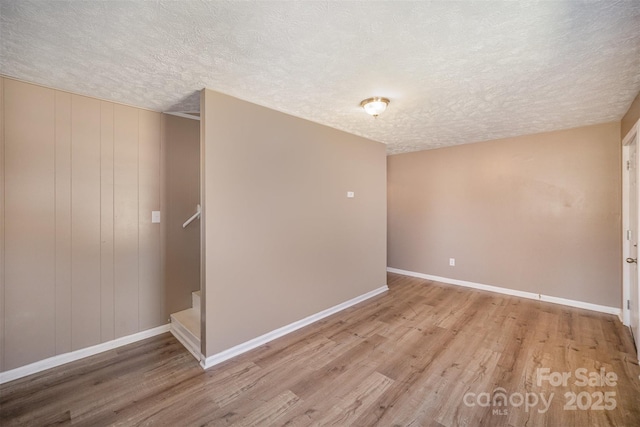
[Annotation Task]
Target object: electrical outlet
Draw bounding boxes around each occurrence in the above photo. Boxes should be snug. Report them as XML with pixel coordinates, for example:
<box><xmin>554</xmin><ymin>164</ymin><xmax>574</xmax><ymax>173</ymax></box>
<box><xmin>449</xmin><ymin>258</ymin><xmax>455</xmax><ymax>266</ymax></box>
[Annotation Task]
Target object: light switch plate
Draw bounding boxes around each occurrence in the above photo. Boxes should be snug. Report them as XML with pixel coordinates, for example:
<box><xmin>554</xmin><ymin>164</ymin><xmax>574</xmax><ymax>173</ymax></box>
<box><xmin>347</xmin><ymin>191</ymin><xmax>355</xmax><ymax>198</ymax></box>
<box><xmin>151</xmin><ymin>211</ymin><xmax>161</xmax><ymax>223</ymax></box>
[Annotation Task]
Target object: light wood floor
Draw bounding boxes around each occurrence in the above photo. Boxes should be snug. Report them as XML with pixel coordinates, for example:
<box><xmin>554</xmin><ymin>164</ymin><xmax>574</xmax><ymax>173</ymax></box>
<box><xmin>2</xmin><ymin>273</ymin><xmax>639</xmax><ymax>426</ymax></box>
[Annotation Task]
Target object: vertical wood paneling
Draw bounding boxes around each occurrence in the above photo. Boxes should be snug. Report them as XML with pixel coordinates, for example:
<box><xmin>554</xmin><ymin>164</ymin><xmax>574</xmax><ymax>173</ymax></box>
<box><xmin>100</xmin><ymin>102</ymin><xmax>115</xmax><ymax>342</ymax></box>
<box><xmin>138</xmin><ymin>111</ymin><xmax>162</xmax><ymax>329</ymax></box>
<box><xmin>70</xmin><ymin>95</ymin><xmax>102</xmax><ymax>350</ymax></box>
<box><xmin>4</xmin><ymin>80</ymin><xmax>56</xmax><ymax>370</ymax></box>
<box><xmin>114</xmin><ymin>105</ymin><xmax>139</xmax><ymax>338</ymax></box>
<box><xmin>1</xmin><ymin>78</ymin><xmax>165</xmax><ymax>372</ymax></box>
<box><xmin>54</xmin><ymin>91</ymin><xmax>72</xmax><ymax>354</ymax></box>
<box><xmin>0</xmin><ymin>77</ymin><xmax>5</xmax><ymax>372</ymax></box>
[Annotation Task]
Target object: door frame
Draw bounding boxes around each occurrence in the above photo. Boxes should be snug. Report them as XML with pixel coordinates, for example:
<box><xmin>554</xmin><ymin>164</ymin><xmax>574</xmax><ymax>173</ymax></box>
<box><xmin>622</xmin><ymin>120</ymin><xmax>639</xmax><ymax>333</ymax></box>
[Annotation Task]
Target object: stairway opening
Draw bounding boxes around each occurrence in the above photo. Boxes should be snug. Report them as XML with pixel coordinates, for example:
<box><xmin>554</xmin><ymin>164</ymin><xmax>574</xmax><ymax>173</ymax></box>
<box><xmin>162</xmin><ymin>112</ymin><xmax>202</xmax><ymax>360</ymax></box>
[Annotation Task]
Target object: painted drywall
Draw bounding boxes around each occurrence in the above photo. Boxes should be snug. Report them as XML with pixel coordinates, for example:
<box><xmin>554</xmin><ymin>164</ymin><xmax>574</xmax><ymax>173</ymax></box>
<box><xmin>201</xmin><ymin>89</ymin><xmax>387</xmax><ymax>356</ymax></box>
<box><xmin>622</xmin><ymin>91</ymin><xmax>640</xmax><ymax>139</ymax></box>
<box><xmin>0</xmin><ymin>77</ymin><xmax>163</xmax><ymax>371</ymax></box>
<box><xmin>388</xmin><ymin>122</ymin><xmax>621</xmax><ymax>308</ymax></box>
<box><xmin>161</xmin><ymin>114</ymin><xmax>200</xmax><ymax>317</ymax></box>
<box><xmin>0</xmin><ymin>77</ymin><xmax>5</xmax><ymax>372</ymax></box>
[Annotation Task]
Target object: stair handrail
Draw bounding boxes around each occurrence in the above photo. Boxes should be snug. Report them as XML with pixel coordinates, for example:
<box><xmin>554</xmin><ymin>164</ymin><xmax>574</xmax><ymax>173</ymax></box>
<box><xmin>182</xmin><ymin>204</ymin><xmax>201</xmax><ymax>229</ymax></box>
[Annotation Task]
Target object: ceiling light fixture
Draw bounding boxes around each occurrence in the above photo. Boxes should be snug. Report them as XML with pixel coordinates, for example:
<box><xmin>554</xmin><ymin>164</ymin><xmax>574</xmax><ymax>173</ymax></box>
<box><xmin>360</xmin><ymin>97</ymin><xmax>389</xmax><ymax>118</ymax></box>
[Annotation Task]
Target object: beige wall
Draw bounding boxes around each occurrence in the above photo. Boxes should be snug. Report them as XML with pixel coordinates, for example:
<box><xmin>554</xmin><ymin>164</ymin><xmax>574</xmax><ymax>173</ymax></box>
<box><xmin>0</xmin><ymin>77</ymin><xmax>163</xmax><ymax>371</ymax></box>
<box><xmin>201</xmin><ymin>89</ymin><xmax>387</xmax><ymax>356</ymax></box>
<box><xmin>388</xmin><ymin>122</ymin><xmax>621</xmax><ymax>307</ymax></box>
<box><xmin>161</xmin><ymin>114</ymin><xmax>200</xmax><ymax>317</ymax></box>
<box><xmin>0</xmin><ymin>77</ymin><xmax>5</xmax><ymax>371</ymax></box>
<box><xmin>622</xmin><ymin>91</ymin><xmax>640</xmax><ymax>139</ymax></box>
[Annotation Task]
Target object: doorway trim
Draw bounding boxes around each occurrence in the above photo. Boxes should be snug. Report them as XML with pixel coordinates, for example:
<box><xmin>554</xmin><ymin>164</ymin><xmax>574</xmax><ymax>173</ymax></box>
<box><xmin>622</xmin><ymin>119</ymin><xmax>640</xmax><ymax>328</ymax></box>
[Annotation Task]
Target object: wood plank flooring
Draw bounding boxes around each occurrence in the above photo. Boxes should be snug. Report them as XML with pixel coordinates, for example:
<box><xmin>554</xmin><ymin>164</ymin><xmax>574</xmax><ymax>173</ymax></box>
<box><xmin>1</xmin><ymin>272</ymin><xmax>639</xmax><ymax>426</ymax></box>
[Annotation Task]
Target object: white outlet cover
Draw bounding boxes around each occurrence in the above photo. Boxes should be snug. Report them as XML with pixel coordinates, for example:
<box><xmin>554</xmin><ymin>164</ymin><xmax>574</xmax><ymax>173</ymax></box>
<box><xmin>449</xmin><ymin>258</ymin><xmax>455</xmax><ymax>266</ymax></box>
<box><xmin>151</xmin><ymin>211</ymin><xmax>161</xmax><ymax>223</ymax></box>
<box><xmin>347</xmin><ymin>191</ymin><xmax>355</xmax><ymax>198</ymax></box>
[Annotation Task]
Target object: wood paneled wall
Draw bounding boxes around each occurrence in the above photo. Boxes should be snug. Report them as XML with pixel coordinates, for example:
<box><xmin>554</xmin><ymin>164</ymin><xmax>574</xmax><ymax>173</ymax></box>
<box><xmin>0</xmin><ymin>77</ymin><xmax>163</xmax><ymax>372</ymax></box>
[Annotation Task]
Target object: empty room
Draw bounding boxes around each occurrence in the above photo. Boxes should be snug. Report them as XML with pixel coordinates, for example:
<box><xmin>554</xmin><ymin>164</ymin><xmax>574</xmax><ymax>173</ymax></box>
<box><xmin>1</xmin><ymin>1</ymin><xmax>640</xmax><ymax>426</ymax></box>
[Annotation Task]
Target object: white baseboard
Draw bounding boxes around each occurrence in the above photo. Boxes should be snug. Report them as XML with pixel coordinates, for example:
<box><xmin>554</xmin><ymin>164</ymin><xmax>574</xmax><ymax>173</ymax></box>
<box><xmin>387</xmin><ymin>267</ymin><xmax>621</xmax><ymax>316</ymax></box>
<box><xmin>200</xmin><ymin>285</ymin><xmax>389</xmax><ymax>370</ymax></box>
<box><xmin>0</xmin><ymin>324</ymin><xmax>170</xmax><ymax>385</ymax></box>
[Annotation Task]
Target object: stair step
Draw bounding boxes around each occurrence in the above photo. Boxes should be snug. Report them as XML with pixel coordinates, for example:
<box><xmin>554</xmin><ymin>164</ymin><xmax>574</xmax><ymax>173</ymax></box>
<box><xmin>170</xmin><ymin>308</ymin><xmax>200</xmax><ymax>361</ymax></box>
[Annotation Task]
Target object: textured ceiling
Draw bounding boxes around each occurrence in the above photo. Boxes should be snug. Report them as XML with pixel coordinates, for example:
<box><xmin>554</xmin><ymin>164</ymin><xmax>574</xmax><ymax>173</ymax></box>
<box><xmin>1</xmin><ymin>1</ymin><xmax>640</xmax><ymax>154</ymax></box>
